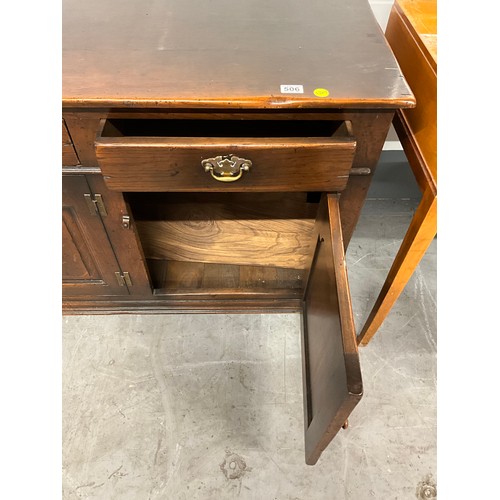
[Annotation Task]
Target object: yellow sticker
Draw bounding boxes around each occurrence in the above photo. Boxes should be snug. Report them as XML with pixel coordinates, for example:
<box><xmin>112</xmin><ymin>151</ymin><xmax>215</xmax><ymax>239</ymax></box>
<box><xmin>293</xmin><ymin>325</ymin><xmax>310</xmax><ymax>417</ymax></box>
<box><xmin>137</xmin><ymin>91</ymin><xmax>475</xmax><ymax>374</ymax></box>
<box><xmin>313</xmin><ymin>88</ymin><xmax>330</xmax><ymax>97</ymax></box>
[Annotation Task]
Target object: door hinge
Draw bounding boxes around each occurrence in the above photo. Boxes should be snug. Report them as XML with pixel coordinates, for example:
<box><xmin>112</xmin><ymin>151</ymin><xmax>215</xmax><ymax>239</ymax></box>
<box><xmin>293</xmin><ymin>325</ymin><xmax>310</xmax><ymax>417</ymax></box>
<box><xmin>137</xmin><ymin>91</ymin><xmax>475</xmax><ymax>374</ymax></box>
<box><xmin>122</xmin><ymin>215</ymin><xmax>130</xmax><ymax>229</ymax></box>
<box><xmin>84</xmin><ymin>193</ymin><xmax>108</xmax><ymax>216</ymax></box>
<box><xmin>115</xmin><ymin>271</ymin><xmax>133</xmax><ymax>287</ymax></box>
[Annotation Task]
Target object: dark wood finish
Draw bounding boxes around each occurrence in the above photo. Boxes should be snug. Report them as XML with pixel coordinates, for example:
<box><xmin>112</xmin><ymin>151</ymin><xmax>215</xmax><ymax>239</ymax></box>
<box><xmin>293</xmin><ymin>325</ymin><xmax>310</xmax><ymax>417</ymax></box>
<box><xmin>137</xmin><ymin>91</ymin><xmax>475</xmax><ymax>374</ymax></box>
<box><xmin>95</xmin><ymin>121</ymin><xmax>356</xmax><ymax>193</ymax></box>
<box><xmin>63</xmin><ymin>112</ymin><xmax>103</xmax><ymax>167</ymax></box>
<box><xmin>202</xmin><ymin>263</ymin><xmax>240</xmax><ymax>289</ymax></box>
<box><xmin>153</xmin><ymin>289</ymin><xmax>303</xmax><ymax>300</ymax></box>
<box><xmin>128</xmin><ymin>191</ymin><xmax>319</xmax><ymax>221</ymax></box>
<box><xmin>358</xmin><ymin>0</ymin><xmax>437</xmax><ymax>345</ymax></box>
<box><xmin>86</xmin><ymin>174</ymin><xmax>152</xmax><ymax>295</ymax></box>
<box><xmin>87</xmin><ymin>110</ymin><xmax>383</xmax><ymax>121</ymax></box>
<box><xmin>162</xmin><ymin>261</ymin><xmax>205</xmax><ymax>289</ymax></box>
<box><xmin>301</xmin><ymin>194</ymin><xmax>362</xmax><ymax>465</ymax></box>
<box><xmin>62</xmin><ymin>175</ymin><xmax>129</xmax><ymax>296</ymax></box>
<box><xmin>63</xmin><ymin>296</ymin><xmax>304</xmax><ymax>314</ymax></box>
<box><xmin>62</xmin><ymin>0</ymin><xmax>415</xmax><ymax>463</ymax></box>
<box><xmin>338</xmin><ymin>110</ymin><xmax>395</xmax><ymax>247</ymax></box>
<box><xmin>148</xmin><ymin>260</ymin><xmax>304</xmax><ymax>293</ymax></box>
<box><xmin>62</xmin><ymin>119</ymin><xmax>80</xmax><ymax>166</ymax></box>
<box><xmin>64</xmin><ymin>108</ymin><xmax>397</xmax><ymax>249</ymax></box>
<box><xmin>63</xmin><ymin>0</ymin><xmax>413</xmax><ymax>109</ymax></box>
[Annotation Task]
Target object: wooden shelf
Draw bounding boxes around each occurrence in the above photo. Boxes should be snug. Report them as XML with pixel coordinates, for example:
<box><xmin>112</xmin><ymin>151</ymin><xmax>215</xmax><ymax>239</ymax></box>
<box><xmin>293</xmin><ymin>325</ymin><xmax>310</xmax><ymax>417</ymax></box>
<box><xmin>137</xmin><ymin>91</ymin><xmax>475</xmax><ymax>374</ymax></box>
<box><xmin>148</xmin><ymin>259</ymin><xmax>305</xmax><ymax>299</ymax></box>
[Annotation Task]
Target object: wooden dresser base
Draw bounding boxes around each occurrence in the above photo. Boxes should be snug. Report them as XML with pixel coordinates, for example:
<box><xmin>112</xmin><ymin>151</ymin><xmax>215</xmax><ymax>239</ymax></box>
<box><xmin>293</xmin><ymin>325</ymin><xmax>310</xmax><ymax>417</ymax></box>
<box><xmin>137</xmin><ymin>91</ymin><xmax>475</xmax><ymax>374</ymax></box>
<box><xmin>62</xmin><ymin>0</ymin><xmax>414</xmax><ymax>464</ymax></box>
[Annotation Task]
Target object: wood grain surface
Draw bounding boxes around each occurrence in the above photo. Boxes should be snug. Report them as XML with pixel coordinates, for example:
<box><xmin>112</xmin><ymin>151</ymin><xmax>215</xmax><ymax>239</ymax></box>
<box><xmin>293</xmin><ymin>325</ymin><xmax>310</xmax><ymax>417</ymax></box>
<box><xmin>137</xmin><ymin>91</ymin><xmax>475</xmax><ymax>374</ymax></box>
<box><xmin>132</xmin><ymin>193</ymin><xmax>316</xmax><ymax>269</ymax></box>
<box><xmin>63</xmin><ymin>0</ymin><xmax>414</xmax><ymax>109</ymax></box>
<box><xmin>86</xmin><ymin>174</ymin><xmax>153</xmax><ymax>295</ymax></box>
<box><xmin>62</xmin><ymin>119</ymin><xmax>80</xmax><ymax>166</ymax></box>
<box><xmin>395</xmin><ymin>0</ymin><xmax>437</xmax><ymax>64</ymax></box>
<box><xmin>302</xmin><ymin>194</ymin><xmax>362</xmax><ymax>465</ymax></box>
<box><xmin>62</xmin><ymin>175</ymin><xmax>129</xmax><ymax>296</ymax></box>
<box><xmin>385</xmin><ymin>0</ymin><xmax>437</xmax><ymax>183</ymax></box>
<box><xmin>137</xmin><ymin>218</ymin><xmax>314</xmax><ymax>269</ymax></box>
<box><xmin>148</xmin><ymin>259</ymin><xmax>304</xmax><ymax>293</ymax></box>
<box><xmin>95</xmin><ymin>118</ymin><xmax>356</xmax><ymax>192</ymax></box>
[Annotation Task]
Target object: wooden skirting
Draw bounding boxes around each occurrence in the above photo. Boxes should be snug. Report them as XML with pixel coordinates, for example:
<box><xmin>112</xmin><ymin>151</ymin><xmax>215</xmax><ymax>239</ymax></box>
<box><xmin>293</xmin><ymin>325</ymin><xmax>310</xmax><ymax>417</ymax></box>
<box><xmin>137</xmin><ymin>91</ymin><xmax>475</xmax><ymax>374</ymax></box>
<box><xmin>62</xmin><ymin>297</ymin><xmax>304</xmax><ymax>315</ymax></box>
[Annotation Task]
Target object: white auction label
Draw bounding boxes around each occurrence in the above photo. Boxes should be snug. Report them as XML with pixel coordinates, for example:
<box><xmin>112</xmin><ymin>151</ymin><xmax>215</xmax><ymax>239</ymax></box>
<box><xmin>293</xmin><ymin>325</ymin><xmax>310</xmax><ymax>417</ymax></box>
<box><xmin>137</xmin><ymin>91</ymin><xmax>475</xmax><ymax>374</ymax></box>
<box><xmin>280</xmin><ymin>85</ymin><xmax>304</xmax><ymax>94</ymax></box>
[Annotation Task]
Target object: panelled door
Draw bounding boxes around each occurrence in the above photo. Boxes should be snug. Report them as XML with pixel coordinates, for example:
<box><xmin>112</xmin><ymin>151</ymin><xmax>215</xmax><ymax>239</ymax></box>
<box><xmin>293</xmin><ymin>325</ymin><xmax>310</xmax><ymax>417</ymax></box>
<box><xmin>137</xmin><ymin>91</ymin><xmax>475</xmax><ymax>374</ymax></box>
<box><xmin>62</xmin><ymin>174</ymin><xmax>129</xmax><ymax>296</ymax></box>
<box><xmin>301</xmin><ymin>194</ymin><xmax>363</xmax><ymax>465</ymax></box>
<box><xmin>85</xmin><ymin>174</ymin><xmax>151</xmax><ymax>295</ymax></box>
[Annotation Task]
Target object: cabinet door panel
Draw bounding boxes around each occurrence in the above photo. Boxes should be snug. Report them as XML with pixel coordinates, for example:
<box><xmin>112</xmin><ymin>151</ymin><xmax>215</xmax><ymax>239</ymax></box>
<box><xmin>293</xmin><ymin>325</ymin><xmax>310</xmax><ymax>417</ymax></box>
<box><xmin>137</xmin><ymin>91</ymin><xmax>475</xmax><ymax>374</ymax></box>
<box><xmin>302</xmin><ymin>194</ymin><xmax>362</xmax><ymax>465</ymax></box>
<box><xmin>62</xmin><ymin>175</ymin><xmax>128</xmax><ymax>296</ymax></box>
<box><xmin>86</xmin><ymin>175</ymin><xmax>152</xmax><ymax>295</ymax></box>
<box><xmin>62</xmin><ymin>207</ymin><xmax>99</xmax><ymax>281</ymax></box>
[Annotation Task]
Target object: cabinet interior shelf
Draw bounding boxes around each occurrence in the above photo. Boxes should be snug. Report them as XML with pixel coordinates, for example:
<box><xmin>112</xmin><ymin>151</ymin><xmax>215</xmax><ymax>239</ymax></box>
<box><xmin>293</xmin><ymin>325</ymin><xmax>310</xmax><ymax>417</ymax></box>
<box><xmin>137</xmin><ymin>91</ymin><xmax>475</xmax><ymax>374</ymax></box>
<box><xmin>127</xmin><ymin>191</ymin><xmax>318</xmax><ymax>296</ymax></box>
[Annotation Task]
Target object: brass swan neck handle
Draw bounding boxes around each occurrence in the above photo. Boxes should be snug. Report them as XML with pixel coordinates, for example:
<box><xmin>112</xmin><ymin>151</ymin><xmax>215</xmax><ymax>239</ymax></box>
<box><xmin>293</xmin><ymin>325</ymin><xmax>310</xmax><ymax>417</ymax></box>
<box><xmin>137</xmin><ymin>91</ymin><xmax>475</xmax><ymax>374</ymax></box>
<box><xmin>201</xmin><ymin>154</ymin><xmax>252</xmax><ymax>182</ymax></box>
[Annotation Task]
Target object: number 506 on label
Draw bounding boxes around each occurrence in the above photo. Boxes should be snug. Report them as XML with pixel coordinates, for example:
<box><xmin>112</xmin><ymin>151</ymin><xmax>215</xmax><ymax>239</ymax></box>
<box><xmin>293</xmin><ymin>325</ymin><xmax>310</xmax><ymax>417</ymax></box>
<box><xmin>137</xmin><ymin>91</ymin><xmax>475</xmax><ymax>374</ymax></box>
<box><xmin>280</xmin><ymin>85</ymin><xmax>304</xmax><ymax>94</ymax></box>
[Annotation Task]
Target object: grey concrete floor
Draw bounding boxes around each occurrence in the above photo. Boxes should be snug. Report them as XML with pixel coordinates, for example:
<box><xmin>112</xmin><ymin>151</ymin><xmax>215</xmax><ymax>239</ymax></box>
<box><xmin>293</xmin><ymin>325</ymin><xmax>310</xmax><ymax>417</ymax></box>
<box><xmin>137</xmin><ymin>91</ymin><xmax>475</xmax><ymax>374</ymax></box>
<box><xmin>62</xmin><ymin>190</ymin><xmax>437</xmax><ymax>499</ymax></box>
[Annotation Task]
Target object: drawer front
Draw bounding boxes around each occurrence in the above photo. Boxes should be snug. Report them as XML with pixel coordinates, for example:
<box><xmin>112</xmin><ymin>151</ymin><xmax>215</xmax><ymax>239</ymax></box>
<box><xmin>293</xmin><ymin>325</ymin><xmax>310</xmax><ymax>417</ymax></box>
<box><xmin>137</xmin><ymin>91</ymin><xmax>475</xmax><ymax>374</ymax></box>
<box><xmin>62</xmin><ymin>119</ymin><xmax>80</xmax><ymax>166</ymax></box>
<box><xmin>95</xmin><ymin>119</ymin><xmax>356</xmax><ymax>192</ymax></box>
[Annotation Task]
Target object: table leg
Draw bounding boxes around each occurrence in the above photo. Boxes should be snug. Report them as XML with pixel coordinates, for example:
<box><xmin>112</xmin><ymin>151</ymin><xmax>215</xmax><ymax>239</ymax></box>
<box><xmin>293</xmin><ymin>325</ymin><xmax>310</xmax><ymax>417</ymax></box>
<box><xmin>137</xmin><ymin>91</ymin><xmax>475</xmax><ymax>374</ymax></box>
<box><xmin>357</xmin><ymin>186</ymin><xmax>437</xmax><ymax>346</ymax></box>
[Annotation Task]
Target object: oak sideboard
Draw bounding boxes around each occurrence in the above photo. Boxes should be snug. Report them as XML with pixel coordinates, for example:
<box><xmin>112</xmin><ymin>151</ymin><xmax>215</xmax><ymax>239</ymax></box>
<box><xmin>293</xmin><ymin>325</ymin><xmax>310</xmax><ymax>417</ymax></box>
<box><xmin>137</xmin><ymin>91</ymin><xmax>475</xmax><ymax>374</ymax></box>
<box><xmin>62</xmin><ymin>0</ymin><xmax>414</xmax><ymax>464</ymax></box>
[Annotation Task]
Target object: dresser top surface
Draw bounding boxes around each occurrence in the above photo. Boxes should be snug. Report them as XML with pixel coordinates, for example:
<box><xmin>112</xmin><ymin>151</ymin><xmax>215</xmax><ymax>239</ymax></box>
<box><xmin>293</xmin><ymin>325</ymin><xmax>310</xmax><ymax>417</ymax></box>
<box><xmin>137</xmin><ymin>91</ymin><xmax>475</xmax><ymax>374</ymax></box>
<box><xmin>62</xmin><ymin>0</ymin><xmax>414</xmax><ymax>109</ymax></box>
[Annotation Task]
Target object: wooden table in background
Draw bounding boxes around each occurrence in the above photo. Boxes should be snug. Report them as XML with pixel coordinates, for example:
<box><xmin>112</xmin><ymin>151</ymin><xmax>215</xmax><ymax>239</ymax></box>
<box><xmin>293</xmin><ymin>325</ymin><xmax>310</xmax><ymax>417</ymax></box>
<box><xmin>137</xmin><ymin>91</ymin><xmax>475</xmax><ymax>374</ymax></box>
<box><xmin>357</xmin><ymin>0</ymin><xmax>437</xmax><ymax>345</ymax></box>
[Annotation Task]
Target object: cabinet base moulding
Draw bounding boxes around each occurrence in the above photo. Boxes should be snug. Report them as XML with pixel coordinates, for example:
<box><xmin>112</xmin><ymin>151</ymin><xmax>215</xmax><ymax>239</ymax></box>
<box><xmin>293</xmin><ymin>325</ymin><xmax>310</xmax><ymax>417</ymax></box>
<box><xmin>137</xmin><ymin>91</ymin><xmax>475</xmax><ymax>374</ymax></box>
<box><xmin>62</xmin><ymin>297</ymin><xmax>304</xmax><ymax>315</ymax></box>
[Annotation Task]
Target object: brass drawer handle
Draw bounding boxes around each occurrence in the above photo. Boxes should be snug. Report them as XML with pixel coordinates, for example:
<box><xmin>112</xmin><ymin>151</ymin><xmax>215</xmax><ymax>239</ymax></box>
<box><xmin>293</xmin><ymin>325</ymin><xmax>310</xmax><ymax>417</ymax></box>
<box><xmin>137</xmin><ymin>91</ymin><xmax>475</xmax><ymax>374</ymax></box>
<box><xmin>201</xmin><ymin>155</ymin><xmax>252</xmax><ymax>182</ymax></box>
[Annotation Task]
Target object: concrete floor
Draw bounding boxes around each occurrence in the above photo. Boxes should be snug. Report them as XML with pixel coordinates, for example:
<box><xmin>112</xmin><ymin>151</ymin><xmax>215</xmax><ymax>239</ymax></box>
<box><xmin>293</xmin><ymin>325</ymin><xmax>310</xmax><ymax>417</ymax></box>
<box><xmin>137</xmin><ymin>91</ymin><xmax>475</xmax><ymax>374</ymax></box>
<box><xmin>62</xmin><ymin>186</ymin><xmax>437</xmax><ymax>499</ymax></box>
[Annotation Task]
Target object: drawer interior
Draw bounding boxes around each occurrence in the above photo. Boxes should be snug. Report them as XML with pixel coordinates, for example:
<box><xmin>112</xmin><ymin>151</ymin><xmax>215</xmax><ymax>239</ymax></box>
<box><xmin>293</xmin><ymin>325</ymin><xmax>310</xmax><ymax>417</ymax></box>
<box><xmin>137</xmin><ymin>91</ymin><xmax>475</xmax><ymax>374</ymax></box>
<box><xmin>126</xmin><ymin>192</ymin><xmax>320</xmax><ymax>297</ymax></box>
<box><xmin>101</xmin><ymin>118</ymin><xmax>346</xmax><ymax>138</ymax></box>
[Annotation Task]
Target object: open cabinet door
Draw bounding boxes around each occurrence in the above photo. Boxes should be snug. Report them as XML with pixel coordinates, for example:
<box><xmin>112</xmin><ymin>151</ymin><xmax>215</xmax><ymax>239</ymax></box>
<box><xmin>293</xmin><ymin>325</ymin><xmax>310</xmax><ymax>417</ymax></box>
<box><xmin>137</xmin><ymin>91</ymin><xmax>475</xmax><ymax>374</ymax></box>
<box><xmin>302</xmin><ymin>194</ymin><xmax>363</xmax><ymax>465</ymax></box>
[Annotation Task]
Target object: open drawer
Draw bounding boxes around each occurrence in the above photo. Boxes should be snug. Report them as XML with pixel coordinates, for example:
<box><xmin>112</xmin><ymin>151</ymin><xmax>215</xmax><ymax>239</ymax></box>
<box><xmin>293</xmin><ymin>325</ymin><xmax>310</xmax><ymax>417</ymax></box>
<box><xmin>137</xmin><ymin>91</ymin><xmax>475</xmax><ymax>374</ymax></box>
<box><xmin>95</xmin><ymin>118</ymin><xmax>356</xmax><ymax>192</ymax></box>
<box><xmin>301</xmin><ymin>193</ymin><xmax>362</xmax><ymax>464</ymax></box>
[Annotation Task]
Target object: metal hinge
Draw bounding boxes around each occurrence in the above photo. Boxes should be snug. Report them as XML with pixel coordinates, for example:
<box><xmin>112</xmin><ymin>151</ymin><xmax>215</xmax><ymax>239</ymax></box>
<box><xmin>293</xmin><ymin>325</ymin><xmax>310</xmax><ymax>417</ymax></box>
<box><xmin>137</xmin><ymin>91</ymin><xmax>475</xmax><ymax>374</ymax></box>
<box><xmin>115</xmin><ymin>271</ymin><xmax>133</xmax><ymax>287</ymax></box>
<box><xmin>122</xmin><ymin>215</ymin><xmax>130</xmax><ymax>229</ymax></box>
<box><xmin>84</xmin><ymin>193</ymin><xmax>108</xmax><ymax>216</ymax></box>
